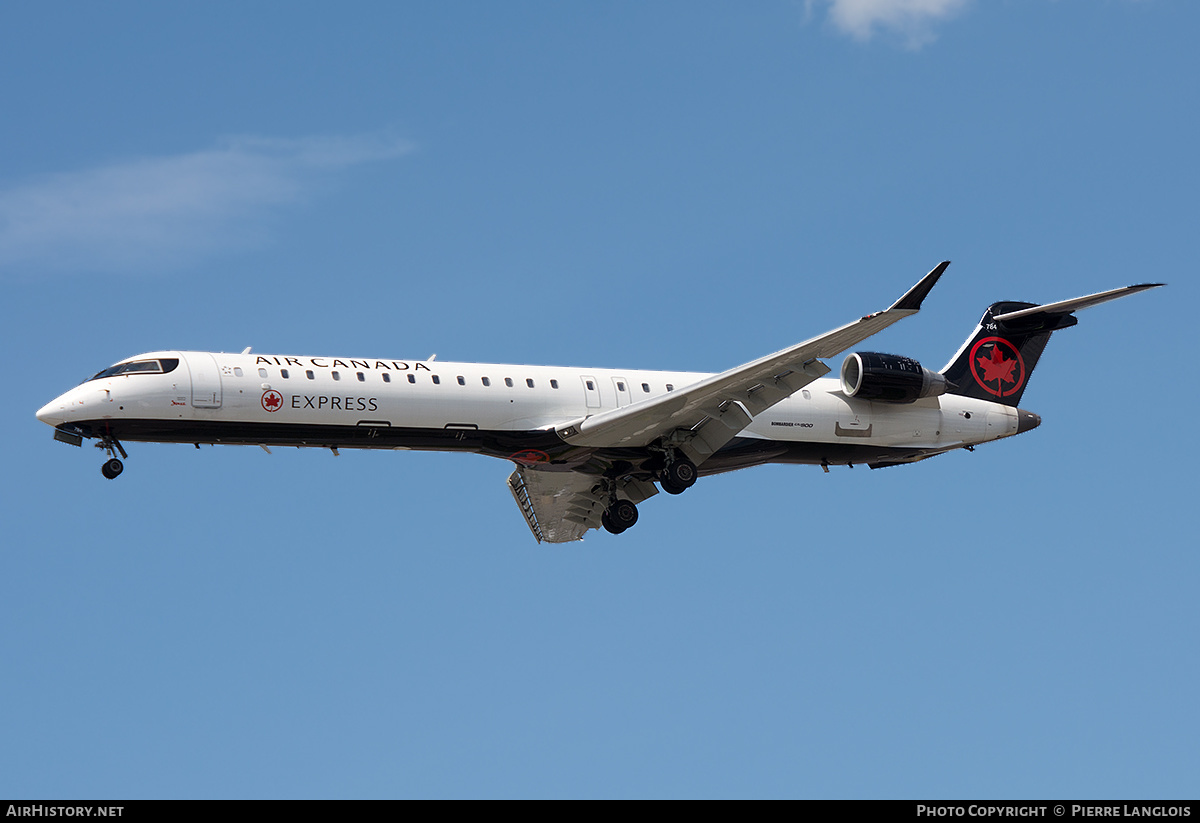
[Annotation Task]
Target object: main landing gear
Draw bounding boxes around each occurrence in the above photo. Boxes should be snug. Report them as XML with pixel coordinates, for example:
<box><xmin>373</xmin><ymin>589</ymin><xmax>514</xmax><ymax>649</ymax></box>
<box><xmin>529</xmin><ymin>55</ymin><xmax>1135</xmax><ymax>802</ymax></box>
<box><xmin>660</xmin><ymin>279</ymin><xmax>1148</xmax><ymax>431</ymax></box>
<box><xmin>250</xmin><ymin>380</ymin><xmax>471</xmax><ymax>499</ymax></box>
<box><xmin>602</xmin><ymin>498</ymin><xmax>639</xmax><ymax>535</ymax></box>
<box><xmin>96</xmin><ymin>436</ymin><xmax>127</xmax><ymax>480</ymax></box>
<box><xmin>658</xmin><ymin>456</ymin><xmax>697</xmax><ymax>496</ymax></box>
<box><xmin>598</xmin><ymin>450</ymin><xmax>698</xmax><ymax>537</ymax></box>
<box><xmin>597</xmin><ymin>475</ymin><xmax>641</xmax><ymax>536</ymax></box>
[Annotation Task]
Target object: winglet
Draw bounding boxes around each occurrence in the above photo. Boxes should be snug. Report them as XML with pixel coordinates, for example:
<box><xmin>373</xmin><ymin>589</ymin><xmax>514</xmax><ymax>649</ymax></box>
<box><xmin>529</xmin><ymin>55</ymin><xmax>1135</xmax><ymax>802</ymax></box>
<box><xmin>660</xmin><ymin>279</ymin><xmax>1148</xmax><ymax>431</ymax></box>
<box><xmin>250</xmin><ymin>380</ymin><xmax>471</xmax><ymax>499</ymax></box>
<box><xmin>888</xmin><ymin>261</ymin><xmax>950</xmax><ymax>312</ymax></box>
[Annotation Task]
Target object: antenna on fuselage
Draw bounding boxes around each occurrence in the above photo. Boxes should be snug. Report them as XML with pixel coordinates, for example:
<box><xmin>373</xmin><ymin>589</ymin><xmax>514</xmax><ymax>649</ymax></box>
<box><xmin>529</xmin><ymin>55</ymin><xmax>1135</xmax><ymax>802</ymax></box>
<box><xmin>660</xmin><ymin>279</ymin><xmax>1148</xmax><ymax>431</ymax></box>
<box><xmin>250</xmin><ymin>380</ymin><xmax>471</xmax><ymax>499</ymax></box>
<box><xmin>241</xmin><ymin>347</ymin><xmax>252</xmax><ymax>355</ymax></box>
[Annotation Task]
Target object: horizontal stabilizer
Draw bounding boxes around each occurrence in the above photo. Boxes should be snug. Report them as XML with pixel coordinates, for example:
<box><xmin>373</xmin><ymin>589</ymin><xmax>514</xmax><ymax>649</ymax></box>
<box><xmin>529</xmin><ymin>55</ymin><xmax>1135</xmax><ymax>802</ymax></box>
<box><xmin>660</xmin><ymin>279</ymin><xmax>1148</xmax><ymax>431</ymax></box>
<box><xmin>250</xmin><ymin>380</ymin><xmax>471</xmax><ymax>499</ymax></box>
<box><xmin>992</xmin><ymin>283</ymin><xmax>1163</xmax><ymax>323</ymax></box>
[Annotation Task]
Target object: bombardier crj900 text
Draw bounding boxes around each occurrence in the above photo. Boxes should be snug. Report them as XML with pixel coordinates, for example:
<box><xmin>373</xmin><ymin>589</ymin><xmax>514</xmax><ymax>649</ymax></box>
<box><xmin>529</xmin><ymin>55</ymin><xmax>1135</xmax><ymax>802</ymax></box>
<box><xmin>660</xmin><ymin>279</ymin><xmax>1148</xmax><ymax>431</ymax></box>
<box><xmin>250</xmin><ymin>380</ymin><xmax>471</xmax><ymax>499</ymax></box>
<box><xmin>37</xmin><ymin>264</ymin><xmax>1160</xmax><ymax>543</ymax></box>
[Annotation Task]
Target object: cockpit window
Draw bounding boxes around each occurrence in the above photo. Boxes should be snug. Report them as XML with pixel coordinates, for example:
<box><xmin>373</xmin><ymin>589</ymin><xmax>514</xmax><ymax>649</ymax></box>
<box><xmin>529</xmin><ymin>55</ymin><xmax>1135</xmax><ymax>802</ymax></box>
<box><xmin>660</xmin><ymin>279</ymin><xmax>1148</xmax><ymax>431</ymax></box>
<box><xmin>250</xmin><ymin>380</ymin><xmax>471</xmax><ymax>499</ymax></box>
<box><xmin>88</xmin><ymin>358</ymin><xmax>179</xmax><ymax>381</ymax></box>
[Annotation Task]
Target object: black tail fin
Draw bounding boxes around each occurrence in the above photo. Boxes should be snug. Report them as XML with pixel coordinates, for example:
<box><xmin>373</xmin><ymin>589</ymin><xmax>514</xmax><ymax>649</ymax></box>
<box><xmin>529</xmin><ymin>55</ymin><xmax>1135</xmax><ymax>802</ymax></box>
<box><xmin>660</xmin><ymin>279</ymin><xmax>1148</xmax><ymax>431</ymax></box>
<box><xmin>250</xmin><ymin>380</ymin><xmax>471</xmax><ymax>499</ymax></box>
<box><xmin>937</xmin><ymin>283</ymin><xmax>1164</xmax><ymax>407</ymax></box>
<box><xmin>941</xmin><ymin>283</ymin><xmax>1162</xmax><ymax>406</ymax></box>
<box><xmin>941</xmin><ymin>301</ymin><xmax>1078</xmax><ymax>406</ymax></box>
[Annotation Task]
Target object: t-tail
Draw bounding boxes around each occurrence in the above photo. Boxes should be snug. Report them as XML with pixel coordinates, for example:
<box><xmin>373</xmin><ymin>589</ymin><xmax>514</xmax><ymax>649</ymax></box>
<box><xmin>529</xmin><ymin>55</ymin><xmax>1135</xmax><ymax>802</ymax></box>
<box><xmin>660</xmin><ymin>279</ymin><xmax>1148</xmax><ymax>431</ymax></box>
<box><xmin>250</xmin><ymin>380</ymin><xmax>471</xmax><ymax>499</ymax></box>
<box><xmin>941</xmin><ymin>283</ymin><xmax>1164</xmax><ymax>407</ymax></box>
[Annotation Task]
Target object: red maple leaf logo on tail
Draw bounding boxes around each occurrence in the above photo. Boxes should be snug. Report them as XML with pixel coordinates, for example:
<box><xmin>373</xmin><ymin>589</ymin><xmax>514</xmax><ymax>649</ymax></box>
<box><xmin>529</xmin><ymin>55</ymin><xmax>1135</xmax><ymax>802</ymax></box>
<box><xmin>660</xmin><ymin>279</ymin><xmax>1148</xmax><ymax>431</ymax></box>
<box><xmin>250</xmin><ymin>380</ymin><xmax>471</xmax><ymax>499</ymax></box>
<box><xmin>977</xmin><ymin>345</ymin><xmax>1018</xmax><ymax>385</ymax></box>
<box><xmin>968</xmin><ymin>337</ymin><xmax>1025</xmax><ymax>397</ymax></box>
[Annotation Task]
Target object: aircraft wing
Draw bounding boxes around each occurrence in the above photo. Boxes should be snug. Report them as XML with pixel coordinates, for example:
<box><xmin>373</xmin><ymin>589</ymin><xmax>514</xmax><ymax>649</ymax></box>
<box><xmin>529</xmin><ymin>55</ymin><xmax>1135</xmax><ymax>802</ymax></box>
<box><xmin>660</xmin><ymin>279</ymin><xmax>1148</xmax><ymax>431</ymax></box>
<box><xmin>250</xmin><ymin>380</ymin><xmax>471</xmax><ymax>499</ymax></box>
<box><xmin>507</xmin><ymin>466</ymin><xmax>657</xmax><ymax>543</ymax></box>
<box><xmin>554</xmin><ymin>262</ymin><xmax>949</xmax><ymax>465</ymax></box>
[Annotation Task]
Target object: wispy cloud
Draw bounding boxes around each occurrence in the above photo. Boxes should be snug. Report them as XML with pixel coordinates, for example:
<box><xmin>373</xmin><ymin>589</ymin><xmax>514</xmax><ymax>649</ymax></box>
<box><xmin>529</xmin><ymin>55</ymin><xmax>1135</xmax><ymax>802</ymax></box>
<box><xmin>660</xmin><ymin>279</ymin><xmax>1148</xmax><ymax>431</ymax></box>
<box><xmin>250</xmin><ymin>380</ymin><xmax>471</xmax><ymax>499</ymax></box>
<box><xmin>811</xmin><ymin>0</ymin><xmax>971</xmax><ymax>48</ymax></box>
<box><xmin>0</xmin><ymin>132</ymin><xmax>411</xmax><ymax>275</ymax></box>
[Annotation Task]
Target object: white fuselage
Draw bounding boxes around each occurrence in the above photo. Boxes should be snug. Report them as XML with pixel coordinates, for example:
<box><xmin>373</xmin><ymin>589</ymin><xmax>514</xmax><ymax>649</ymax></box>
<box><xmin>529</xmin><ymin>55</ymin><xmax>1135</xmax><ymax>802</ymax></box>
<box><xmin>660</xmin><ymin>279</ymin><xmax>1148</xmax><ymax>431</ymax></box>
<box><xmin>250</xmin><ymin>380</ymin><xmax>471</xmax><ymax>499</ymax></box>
<box><xmin>38</xmin><ymin>350</ymin><xmax>1019</xmax><ymax>469</ymax></box>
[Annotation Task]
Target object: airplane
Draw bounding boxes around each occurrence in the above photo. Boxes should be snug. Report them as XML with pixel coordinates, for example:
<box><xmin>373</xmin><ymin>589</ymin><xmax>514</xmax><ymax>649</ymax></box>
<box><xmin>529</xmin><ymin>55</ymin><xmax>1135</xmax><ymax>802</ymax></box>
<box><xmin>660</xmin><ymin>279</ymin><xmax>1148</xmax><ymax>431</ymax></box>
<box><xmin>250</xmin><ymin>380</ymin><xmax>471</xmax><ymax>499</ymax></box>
<box><xmin>36</xmin><ymin>263</ymin><xmax>1161</xmax><ymax>542</ymax></box>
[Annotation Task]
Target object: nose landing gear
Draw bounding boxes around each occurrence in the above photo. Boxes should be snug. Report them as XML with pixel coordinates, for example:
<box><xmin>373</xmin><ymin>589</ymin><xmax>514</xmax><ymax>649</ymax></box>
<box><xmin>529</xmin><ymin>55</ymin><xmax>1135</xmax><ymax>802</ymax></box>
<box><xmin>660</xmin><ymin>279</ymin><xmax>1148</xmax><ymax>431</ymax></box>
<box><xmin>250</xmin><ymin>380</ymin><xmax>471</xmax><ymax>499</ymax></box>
<box><xmin>96</xmin><ymin>435</ymin><xmax>128</xmax><ymax>480</ymax></box>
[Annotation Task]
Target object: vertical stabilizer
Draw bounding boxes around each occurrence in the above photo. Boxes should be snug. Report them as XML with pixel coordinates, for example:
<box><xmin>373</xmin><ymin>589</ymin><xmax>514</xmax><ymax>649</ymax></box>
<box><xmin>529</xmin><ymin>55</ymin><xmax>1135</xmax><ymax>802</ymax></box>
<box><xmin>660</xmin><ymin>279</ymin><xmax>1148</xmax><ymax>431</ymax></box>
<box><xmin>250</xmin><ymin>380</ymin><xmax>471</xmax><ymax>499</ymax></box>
<box><xmin>941</xmin><ymin>302</ymin><xmax>1076</xmax><ymax>407</ymax></box>
<box><xmin>941</xmin><ymin>283</ymin><xmax>1162</xmax><ymax>407</ymax></box>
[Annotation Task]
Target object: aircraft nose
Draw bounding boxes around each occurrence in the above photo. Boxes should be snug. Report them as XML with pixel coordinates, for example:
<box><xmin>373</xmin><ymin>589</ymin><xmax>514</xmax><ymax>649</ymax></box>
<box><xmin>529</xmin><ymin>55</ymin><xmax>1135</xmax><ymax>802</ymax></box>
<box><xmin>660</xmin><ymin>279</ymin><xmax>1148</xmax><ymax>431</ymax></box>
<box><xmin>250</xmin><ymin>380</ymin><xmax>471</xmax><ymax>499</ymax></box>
<box><xmin>36</xmin><ymin>388</ymin><xmax>79</xmax><ymax>427</ymax></box>
<box><xmin>1016</xmin><ymin>408</ymin><xmax>1041</xmax><ymax>433</ymax></box>
<box><xmin>36</xmin><ymin>399</ymin><xmax>64</xmax><ymax>426</ymax></box>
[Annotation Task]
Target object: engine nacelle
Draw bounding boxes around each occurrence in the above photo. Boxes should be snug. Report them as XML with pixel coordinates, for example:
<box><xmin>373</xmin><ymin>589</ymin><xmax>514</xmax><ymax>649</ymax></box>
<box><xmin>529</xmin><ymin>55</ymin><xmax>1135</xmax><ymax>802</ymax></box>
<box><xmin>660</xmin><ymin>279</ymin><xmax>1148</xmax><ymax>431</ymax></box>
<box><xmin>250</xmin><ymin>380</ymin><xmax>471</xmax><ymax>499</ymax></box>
<box><xmin>840</xmin><ymin>352</ymin><xmax>949</xmax><ymax>403</ymax></box>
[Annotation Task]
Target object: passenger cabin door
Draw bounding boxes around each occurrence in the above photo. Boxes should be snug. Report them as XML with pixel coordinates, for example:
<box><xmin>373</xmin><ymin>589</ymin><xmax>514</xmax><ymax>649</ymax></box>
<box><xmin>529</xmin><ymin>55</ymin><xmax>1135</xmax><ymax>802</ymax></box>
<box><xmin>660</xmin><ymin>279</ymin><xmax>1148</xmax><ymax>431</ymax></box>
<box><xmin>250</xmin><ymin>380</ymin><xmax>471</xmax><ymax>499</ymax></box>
<box><xmin>190</xmin><ymin>353</ymin><xmax>223</xmax><ymax>409</ymax></box>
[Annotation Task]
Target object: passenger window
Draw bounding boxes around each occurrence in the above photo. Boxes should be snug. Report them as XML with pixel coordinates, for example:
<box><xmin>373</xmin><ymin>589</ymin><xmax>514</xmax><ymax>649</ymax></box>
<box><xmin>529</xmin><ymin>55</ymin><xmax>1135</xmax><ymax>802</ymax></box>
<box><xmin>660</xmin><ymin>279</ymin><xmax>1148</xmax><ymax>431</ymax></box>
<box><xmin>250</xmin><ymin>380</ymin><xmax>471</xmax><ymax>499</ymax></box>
<box><xmin>408</xmin><ymin>374</ymin><xmax>416</xmax><ymax>384</ymax></box>
<box><xmin>550</xmin><ymin>379</ymin><xmax>559</xmax><ymax>389</ymax></box>
<box><xmin>258</xmin><ymin>368</ymin><xmax>268</xmax><ymax>378</ymax></box>
<box><xmin>357</xmin><ymin>372</ymin><xmax>365</xmax><ymax>382</ymax></box>
<box><xmin>505</xmin><ymin>378</ymin><xmax>513</xmax><ymax>388</ymax></box>
<box><xmin>642</xmin><ymin>383</ymin><xmax>650</xmax><ymax>393</ymax></box>
<box><xmin>616</xmin><ymin>382</ymin><xmax>625</xmax><ymax>391</ymax></box>
<box><xmin>306</xmin><ymin>370</ymin><xmax>315</xmax><ymax>380</ymax></box>
<box><xmin>432</xmin><ymin>375</ymin><xmax>440</xmax><ymax>385</ymax></box>
<box><xmin>482</xmin><ymin>377</ymin><xmax>491</xmax><ymax>387</ymax></box>
<box><xmin>234</xmin><ymin>367</ymin><xmax>244</xmax><ymax>377</ymax></box>
<box><xmin>281</xmin><ymin>369</ymin><xmax>290</xmax><ymax>379</ymax></box>
<box><xmin>666</xmin><ymin>384</ymin><xmax>674</xmax><ymax>392</ymax></box>
<box><xmin>457</xmin><ymin>376</ymin><xmax>465</xmax><ymax>386</ymax></box>
<box><xmin>332</xmin><ymin>371</ymin><xmax>341</xmax><ymax>381</ymax></box>
<box><xmin>526</xmin><ymin>378</ymin><xmax>535</xmax><ymax>388</ymax></box>
<box><xmin>382</xmin><ymin>373</ymin><xmax>391</xmax><ymax>383</ymax></box>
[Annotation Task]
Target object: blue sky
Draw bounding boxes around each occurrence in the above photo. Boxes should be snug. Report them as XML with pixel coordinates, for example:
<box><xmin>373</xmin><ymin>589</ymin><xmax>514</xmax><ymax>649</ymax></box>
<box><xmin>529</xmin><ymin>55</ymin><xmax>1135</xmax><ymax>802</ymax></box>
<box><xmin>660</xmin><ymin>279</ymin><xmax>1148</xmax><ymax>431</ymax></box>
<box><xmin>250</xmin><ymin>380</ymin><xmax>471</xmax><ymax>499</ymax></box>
<box><xmin>2</xmin><ymin>1</ymin><xmax>1196</xmax><ymax>799</ymax></box>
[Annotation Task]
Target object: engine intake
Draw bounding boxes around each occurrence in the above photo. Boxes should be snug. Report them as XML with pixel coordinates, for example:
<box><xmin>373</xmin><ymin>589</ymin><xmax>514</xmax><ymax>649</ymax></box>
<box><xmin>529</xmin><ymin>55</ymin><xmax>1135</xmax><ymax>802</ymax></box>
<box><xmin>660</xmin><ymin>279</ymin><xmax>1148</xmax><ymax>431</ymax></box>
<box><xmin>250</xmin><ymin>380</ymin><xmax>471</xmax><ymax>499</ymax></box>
<box><xmin>841</xmin><ymin>352</ymin><xmax>949</xmax><ymax>403</ymax></box>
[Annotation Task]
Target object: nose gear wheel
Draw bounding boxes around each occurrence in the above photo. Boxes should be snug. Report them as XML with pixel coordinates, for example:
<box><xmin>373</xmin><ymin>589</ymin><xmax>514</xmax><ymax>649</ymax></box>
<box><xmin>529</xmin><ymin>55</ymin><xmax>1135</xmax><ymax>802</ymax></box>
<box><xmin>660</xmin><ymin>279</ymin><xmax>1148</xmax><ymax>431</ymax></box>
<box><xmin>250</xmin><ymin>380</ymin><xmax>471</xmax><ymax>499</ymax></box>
<box><xmin>95</xmin><ymin>436</ymin><xmax>127</xmax><ymax>480</ymax></box>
